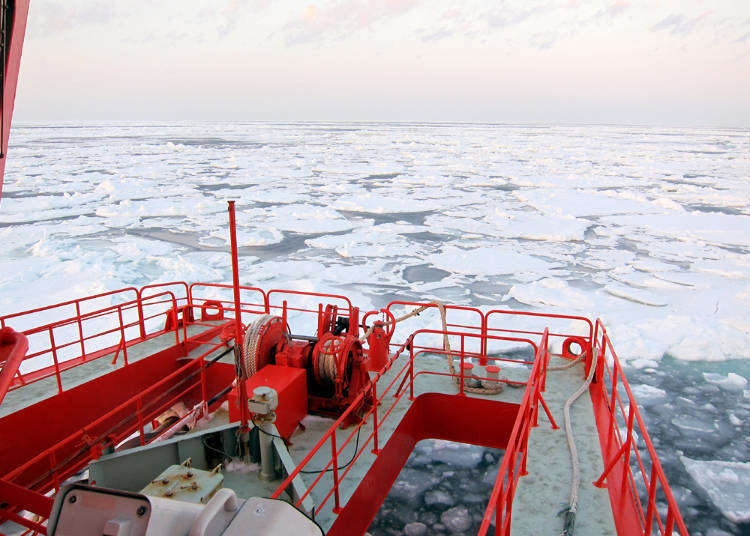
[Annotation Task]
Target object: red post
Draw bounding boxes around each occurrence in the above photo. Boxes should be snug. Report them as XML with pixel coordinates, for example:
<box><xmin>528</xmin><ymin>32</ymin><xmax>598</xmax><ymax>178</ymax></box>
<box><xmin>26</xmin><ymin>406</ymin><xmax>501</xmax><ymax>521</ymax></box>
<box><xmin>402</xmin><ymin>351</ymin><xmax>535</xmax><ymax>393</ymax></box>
<box><xmin>371</xmin><ymin>380</ymin><xmax>380</xmax><ymax>454</ymax></box>
<box><xmin>537</xmin><ymin>393</ymin><xmax>559</xmax><ymax>429</ymax></box>
<box><xmin>137</xmin><ymin>291</ymin><xmax>147</xmax><ymax>340</ymax></box>
<box><xmin>117</xmin><ymin>305</ymin><xmax>128</xmax><ymax>365</ymax></box>
<box><xmin>480</xmin><ymin>314</ymin><xmax>488</xmax><ymax>366</ymax></box>
<box><xmin>200</xmin><ymin>358</ymin><xmax>207</xmax><ymax>409</ymax></box>
<box><xmin>48</xmin><ymin>327</ymin><xmax>63</xmax><ymax>394</ymax></box>
<box><xmin>75</xmin><ymin>301</ymin><xmax>85</xmax><ymax>357</ymax></box>
<box><xmin>228</xmin><ymin>201</ymin><xmax>250</xmax><ymax>432</ymax></box>
<box><xmin>409</xmin><ymin>343</ymin><xmax>414</xmax><ymax>401</ymax></box>
<box><xmin>331</xmin><ymin>432</ymin><xmax>341</xmax><ymax>513</ymax></box>
<box><xmin>459</xmin><ymin>334</ymin><xmax>465</xmax><ymax>396</ymax></box>
<box><xmin>644</xmin><ymin>464</ymin><xmax>658</xmax><ymax>536</ymax></box>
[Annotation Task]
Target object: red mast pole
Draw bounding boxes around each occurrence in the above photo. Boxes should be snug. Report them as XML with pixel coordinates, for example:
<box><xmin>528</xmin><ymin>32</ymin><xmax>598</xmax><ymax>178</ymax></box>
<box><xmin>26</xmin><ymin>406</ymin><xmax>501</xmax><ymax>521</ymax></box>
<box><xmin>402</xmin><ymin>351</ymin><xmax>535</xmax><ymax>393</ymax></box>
<box><xmin>228</xmin><ymin>201</ymin><xmax>250</xmax><ymax>432</ymax></box>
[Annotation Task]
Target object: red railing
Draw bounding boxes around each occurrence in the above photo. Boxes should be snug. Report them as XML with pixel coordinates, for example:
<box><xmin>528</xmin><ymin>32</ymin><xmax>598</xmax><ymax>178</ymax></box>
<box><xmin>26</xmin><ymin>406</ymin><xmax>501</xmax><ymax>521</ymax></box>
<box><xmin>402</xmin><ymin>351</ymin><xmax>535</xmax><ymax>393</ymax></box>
<box><xmin>0</xmin><ymin>282</ymin><xmax>236</xmax><ymax>534</ymax></box>
<box><xmin>189</xmin><ymin>282</ymin><xmax>269</xmax><ymax>319</ymax></box>
<box><xmin>478</xmin><ymin>328</ymin><xmax>549</xmax><ymax>535</ymax></box>
<box><xmin>0</xmin><ymin>290</ymin><xmax>181</xmax><ymax>398</ymax></box>
<box><xmin>271</xmin><ymin>326</ymin><xmax>552</xmax><ymax>527</ymax></box>
<box><xmin>4</xmin><ymin>340</ymin><xmax>224</xmax><ymax>491</ymax></box>
<box><xmin>591</xmin><ymin>320</ymin><xmax>689</xmax><ymax>536</ymax></box>
<box><xmin>0</xmin><ymin>283</ymin><xmax>690</xmax><ymax>535</ymax></box>
<box><xmin>486</xmin><ymin>308</ymin><xmax>593</xmax><ymax>355</ymax></box>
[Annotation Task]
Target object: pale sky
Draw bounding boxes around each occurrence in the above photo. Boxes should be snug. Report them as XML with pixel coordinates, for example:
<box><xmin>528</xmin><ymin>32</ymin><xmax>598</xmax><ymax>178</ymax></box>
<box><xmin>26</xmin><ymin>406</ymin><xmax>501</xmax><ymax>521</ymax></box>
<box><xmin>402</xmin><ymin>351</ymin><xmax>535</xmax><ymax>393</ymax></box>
<box><xmin>13</xmin><ymin>0</ymin><xmax>750</xmax><ymax>126</ymax></box>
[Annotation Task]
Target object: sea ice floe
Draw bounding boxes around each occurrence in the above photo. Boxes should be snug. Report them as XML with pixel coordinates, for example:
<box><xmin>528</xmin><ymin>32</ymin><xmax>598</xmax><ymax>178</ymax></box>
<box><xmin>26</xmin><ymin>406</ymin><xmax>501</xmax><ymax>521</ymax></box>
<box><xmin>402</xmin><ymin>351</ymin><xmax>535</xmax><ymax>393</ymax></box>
<box><xmin>681</xmin><ymin>456</ymin><xmax>750</xmax><ymax>523</ymax></box>
<box><xmin>505</xmin><ymin>278</ymin><xmax>594</xmax><ymax>310</ymax></box>
<box><xmin>702</xmin><ymin>373</ymin><xmax>748</xmax><ymax>392</ymax></box>
<box><xmin>630</xmin><ymin>384</ymin><xmax>667</xmax><ymax>405</ymax></box>
<box><xmin>486</xmin><ymin>211</ymin><xmax>590</xmax><ymax>242</ymax></box>
<box><xmin>427</xmin><ymin>246</ymin><xmax>554</xmax><ymax>277</ymax></box>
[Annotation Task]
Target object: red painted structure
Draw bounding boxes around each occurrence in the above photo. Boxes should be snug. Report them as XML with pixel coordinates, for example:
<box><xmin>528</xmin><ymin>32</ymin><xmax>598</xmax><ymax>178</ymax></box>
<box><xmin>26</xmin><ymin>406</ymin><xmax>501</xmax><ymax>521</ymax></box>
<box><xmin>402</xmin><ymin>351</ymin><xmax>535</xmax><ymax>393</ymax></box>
<box><xmin>0</xmin><ymin>283</ymin><xmax>691</xmax><ymax>535</ymax></box>
<box><xmin>228</xmin><ymin>364</ymin><xmax>307</xmax><ymax>439</ymax></box>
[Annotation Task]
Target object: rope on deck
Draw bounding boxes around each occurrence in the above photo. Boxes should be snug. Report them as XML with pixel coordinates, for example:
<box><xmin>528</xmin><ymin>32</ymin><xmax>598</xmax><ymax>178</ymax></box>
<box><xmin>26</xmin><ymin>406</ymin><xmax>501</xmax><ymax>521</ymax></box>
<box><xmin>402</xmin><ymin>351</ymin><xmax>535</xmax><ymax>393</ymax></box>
<box><xmin>360</xmin><ymin>301</ymin><xmax>505</xmax><ymax>395</ymax></box>
<box><xmin>558</xmin><ymin>346</ymin><xmax>599</xmax><ymax>536</ymax></box>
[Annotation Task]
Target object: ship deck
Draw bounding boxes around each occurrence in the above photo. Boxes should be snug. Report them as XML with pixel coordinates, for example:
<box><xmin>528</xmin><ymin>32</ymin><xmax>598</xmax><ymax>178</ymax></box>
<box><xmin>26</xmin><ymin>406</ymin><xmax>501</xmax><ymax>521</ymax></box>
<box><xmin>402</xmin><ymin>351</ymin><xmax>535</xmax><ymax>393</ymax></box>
<box><xmin>2</xmin><ymin>319</ymin><xmax>617</xmax><ymax>535</ymax></box>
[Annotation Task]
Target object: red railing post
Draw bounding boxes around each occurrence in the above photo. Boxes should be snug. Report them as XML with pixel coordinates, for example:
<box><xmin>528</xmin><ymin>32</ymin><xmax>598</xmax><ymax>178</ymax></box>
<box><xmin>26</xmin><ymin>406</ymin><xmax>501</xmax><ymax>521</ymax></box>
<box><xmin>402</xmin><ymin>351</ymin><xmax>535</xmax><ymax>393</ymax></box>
<box><xmin>480</xmin><ymin>311</ymin><xmax>488</xmax><ymax>366</ymax></box>
<box><xmin>665</xmin><ymin>509</ymin><xmax>675</xmax><ymax>535</ymax></box>
<box><xmin>75</xmin><ymin>301</ymin><xmax>85</xmax><ymax>357</ymax></box>
<box><xmin>408</xmin><ymin>342</ymin><xmax>414</xmax><ymax>401</ymax></box>
<box><xmin>371</xmin><ymin>380</ymin><xmax>380</xmax><ymax>454</ymax></box>
<box><xmin>495</xmin><ymin>483</ymin><xmax>503</xmax><ymax>536</ymax></box>
<box><xmin>537</xmin><ymin>393</ymin><xmax>559</xmax><ymax>429</ymax></box>
<box><xmin>331</xmin><ymin>433</ymin><xmax>341</xmax><ymax>514</ymax></box>
<box><xmin>622</xmin><ymin>403</ymin><xmax>635</xmax><ymax>494</ymax></box>
<box><xmin>459</xmin><ymin>334</ymin><xmax>465</xmax><ymax>396</ymax></box>
<box><xmin>200</xmin><ymin>357</ymin><xmax>208</xmax><ymax>410</ymax></box>
<box><xmin>137</xmin><ymin>290</ymin><xmax>146</xmax><ymax>340</ymax></box>
<box><xmin>48</xmin><ymin>327</ymin><xmax>63</xmax><ymax>394</ymax></box>
<box><xmin>117</xmin><ymin>304</ymin><xmax>128</xmax><ymax>365</ymax></box>
<box><xmin>644</xmin><ymin>464</ymin><xmax>658</xmax><ymax>536</ymax></box>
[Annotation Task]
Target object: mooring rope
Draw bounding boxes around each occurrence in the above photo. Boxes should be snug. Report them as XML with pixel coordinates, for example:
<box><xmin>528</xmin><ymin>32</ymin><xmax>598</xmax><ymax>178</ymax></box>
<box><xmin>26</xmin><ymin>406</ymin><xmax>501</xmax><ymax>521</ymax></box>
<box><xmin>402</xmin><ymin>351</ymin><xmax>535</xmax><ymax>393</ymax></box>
<box><xmin>558</xmin><ymin>345</ymin><xmax>599</xmax><ymax>536</ymax></box>
<box><xmin>360</xmin><ymin>301</ymin><xmax>505</xmax><ymax>395</ymax></box>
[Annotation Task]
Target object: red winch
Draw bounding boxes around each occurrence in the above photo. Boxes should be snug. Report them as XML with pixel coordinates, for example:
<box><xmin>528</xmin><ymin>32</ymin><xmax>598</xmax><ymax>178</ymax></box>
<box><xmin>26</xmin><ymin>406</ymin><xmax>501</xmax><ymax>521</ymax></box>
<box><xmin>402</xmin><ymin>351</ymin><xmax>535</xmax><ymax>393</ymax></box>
<box><xmin>228</xmin><ymin>305</ymin><xmax>395</xmax><ymax>437</ymax></box>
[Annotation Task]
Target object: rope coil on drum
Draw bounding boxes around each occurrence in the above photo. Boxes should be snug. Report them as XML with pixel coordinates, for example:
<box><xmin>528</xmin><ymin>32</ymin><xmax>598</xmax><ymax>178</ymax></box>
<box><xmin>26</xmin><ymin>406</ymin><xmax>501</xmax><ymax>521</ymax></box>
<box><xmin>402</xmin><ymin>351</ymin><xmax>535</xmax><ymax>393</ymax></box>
<box><xmin>240</xmin><ymin>314</ymin><xmax>288</xmax><ymax>379</ymax></box>
<box><xmin>314</xmin><ymin>334</ymin><xmax>342</xmax><ymax>386</ymax></box>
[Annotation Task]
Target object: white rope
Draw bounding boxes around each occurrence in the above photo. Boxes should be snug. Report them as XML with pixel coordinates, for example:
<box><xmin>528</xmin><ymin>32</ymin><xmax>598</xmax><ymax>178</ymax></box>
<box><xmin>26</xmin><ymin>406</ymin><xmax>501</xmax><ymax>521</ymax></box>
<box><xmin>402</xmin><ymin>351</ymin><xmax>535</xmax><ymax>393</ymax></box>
<box><xmin>548</xmin><ymin>352</ymin><xmax>585</xmax><ymax>371</ymax></box>
<box><xmin>559</xmin><ymin>346</ymin><xmax>599</xmax><ymax>536</ymax></box>
<box><xmin>361</xmin><ymin>301</ymin><xmax>504</xmax><ymax>395</ymax></box>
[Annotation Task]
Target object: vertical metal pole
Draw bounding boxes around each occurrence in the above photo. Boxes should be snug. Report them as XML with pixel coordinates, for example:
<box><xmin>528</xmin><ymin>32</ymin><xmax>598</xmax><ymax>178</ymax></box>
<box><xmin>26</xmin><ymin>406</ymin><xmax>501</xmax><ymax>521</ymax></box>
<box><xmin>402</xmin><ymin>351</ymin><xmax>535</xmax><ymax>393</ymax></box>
<box><xmin>228</xmin><ymin>201</ymin><xmax>250</xmax><ymax>433</ymax></box>
<box><xmin>200</xmin><ymin>358</ymin><xmax>207</xmax><ymax>410</ymax></box>
<box><xmin>644</xmin><ymin>464</ymin><xmax>658</xmax><ymax>536</ymax></box>
<box><xmin>459</xmin><ymin>334</ymin><xmax>465</xmax><ymax>396</ymax></box>
<box><xmin>371</xmin><ymin>380</ymin><xmax>380</xmax><ymax>454</ymax></box>
<box><xmin>75</xmin><ymin>301</ymin><xmax>85</xmax><ymax>357</ymax></box>
<box><xmin>48</xmin><ymin>327</ymin><xmax>63</xmax><ymax>394</ymax></box>
<box><xmin>408</xmin><ymin>343</ymin><xmax>414</xmax><ymax>401</ymax></box>
<box><xmin>137</xmin><ymin>290</ymin><xmax>146</xmax><ymax>340</ymax></box>
<box><xmin>331</xmin><ymin>432</ymin><xmax>341</xmax><ymax>513</ymax></box>
<box><xmin>117</xmin><ymin>305</ymin><xmax>128</xmax><ymax>365</ymax></box>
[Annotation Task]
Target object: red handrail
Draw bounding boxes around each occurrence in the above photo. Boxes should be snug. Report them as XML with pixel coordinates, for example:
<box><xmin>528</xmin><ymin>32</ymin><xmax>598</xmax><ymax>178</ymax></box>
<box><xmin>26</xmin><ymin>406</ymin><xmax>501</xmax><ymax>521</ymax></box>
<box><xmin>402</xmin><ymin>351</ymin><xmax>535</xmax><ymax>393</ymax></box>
<box><xmin>268</xmin><ymin>289</ymin><xmax>352</xmax><ymax>316</ymax></box>
<box><xmin>478</xmin><ymin>328</ymin><xmax>549</xmax><ymax>535</ymax></box>
<box><xmin>592</xmin><ymin>320</ymin><xmax>689</xmax><ymax>536</ymax></box>
<box><xmin>1</xmin><ymin>291</ymin><xmax>178</xmax><ymax>398</ymax></box>
<box><xmin>271</xmin><ymin>327</ymin><xmax>549</xmax><ymax>526</ymax></box>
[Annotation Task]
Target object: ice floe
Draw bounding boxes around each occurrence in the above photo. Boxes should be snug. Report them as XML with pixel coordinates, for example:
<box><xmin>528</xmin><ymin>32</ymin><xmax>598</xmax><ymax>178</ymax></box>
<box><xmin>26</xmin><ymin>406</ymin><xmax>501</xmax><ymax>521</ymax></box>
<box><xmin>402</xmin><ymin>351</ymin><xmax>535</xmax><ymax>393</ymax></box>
<box><xmin>681</xmin><ymin>457</ymin><xmax>750</xmax><ymax>523</ymax></box>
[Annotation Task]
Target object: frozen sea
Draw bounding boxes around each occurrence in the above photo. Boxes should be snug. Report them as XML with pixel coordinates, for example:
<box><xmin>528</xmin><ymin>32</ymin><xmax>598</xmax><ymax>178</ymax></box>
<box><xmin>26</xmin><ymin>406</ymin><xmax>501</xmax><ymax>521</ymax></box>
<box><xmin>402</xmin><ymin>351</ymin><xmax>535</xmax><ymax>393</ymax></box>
<box><xmin>1</xmin><ymin>122</ymin><xmax>749</xmax><ymax>535</ymax></box>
